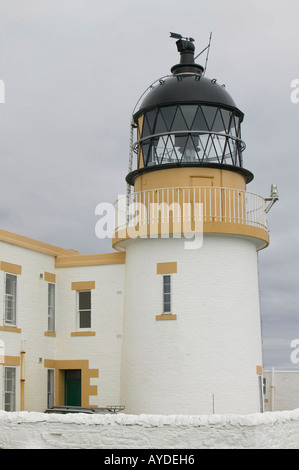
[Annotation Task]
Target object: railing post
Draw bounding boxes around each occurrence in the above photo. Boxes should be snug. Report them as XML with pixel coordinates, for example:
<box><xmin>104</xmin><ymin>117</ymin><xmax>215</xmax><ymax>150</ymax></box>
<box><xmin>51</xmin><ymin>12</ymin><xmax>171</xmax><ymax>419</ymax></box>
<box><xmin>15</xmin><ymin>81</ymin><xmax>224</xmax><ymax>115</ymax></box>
<box><xmin>113</xmin><ymin>186</ymin><xmax>267</xmax><ymax>236</ymax></box>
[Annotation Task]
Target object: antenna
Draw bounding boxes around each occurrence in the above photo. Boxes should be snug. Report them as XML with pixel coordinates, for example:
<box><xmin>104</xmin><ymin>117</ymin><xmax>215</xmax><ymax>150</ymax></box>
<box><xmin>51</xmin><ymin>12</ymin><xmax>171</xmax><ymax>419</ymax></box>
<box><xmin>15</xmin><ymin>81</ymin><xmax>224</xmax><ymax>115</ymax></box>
<box><xmin>194</xmin><ymin>44</ymin><xmax>210</xmax><ymax>60</ymax></box>
<box><xmin>203</xmin><ymin>32</ymin><xmax>212</xmax><ymax>76</ymax></box>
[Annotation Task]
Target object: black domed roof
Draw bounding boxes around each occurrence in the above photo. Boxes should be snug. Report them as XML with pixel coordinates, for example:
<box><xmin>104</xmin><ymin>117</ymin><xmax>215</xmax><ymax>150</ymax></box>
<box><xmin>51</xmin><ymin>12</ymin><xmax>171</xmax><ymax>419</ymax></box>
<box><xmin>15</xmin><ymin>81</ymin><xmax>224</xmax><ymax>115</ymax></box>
<box><xmin>137</xmin><ymin>75</ymin><xmax>241</xmax><ymax>115</ymax></box>
<box><xmin>133</xmin><ymin>37</ymin><xmax>243</xmax><ymax>122</ymax></box>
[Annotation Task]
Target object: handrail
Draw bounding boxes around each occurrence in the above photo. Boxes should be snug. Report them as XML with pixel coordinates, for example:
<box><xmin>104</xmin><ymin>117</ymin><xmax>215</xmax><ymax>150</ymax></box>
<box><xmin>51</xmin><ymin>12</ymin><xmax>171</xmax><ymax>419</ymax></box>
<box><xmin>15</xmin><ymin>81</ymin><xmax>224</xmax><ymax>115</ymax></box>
<box><xmin>114</xmin><ymin>186</ymin><xmax>267</xmax><ymax>233</ymax></box>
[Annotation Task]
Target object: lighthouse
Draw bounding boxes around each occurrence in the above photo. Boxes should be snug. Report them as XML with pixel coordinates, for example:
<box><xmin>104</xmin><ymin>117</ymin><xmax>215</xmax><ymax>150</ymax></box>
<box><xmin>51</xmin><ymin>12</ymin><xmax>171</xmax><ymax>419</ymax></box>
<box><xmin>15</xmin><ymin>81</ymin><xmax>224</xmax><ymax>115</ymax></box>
<box><xmin>113</xmin><ymin>34</ymin><xmax>276</xmax><ymax>415</ymax></box>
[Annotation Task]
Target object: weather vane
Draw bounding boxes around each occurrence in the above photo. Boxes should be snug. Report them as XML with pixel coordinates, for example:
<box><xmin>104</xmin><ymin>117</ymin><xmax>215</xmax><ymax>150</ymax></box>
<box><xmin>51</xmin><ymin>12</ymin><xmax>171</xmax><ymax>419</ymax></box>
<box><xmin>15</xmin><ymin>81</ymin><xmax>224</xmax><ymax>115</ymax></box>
<box><xmin>170</xmin><ymin>32</ymin><xmax>195</xmax><ymax>42</ymax></box>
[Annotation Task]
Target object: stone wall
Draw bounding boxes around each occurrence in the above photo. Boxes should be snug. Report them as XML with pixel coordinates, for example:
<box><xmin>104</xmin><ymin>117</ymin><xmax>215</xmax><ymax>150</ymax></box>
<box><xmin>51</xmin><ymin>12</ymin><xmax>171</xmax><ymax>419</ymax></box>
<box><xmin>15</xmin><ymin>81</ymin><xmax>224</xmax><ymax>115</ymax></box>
<box><xmin>1</xmin><ymin>410</ymin><xmax>299</xmax><ymax>449</ymax></box>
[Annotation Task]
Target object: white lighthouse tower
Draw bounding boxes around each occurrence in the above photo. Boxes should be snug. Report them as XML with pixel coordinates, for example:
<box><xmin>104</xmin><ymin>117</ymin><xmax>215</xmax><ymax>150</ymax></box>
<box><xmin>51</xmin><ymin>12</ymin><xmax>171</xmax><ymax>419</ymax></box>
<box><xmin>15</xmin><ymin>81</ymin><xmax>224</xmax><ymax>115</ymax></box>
<box><xmin>113</xmin><ymin>35</ymin><xmax>276</xmax><ymax>415</ymax></box>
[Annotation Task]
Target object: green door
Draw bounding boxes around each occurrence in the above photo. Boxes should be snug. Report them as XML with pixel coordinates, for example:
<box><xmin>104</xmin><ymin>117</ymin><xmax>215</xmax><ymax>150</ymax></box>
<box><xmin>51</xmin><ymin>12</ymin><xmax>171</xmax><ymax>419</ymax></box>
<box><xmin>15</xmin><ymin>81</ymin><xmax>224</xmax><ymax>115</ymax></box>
<box><xmin>65</xmin><ymin>370</ymin><xmax>81</xmax><ymax>406</ymax></box>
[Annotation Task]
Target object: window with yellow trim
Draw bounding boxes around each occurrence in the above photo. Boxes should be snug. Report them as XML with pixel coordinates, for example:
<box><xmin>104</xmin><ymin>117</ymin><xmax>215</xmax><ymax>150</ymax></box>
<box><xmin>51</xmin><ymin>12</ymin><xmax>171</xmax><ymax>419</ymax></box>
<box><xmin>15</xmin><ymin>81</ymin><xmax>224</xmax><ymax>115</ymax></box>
<box><xmin>77</xmin><ymin>290</ymin><xmax>91</xmax><ymax>329</ymax></box>
<box><xmin>48</xmin><ymin>283</ymin><xmax>55</xmax><ymax>332</ymax></box>
<box><xmin>163</xmin><ymin>275</ymin><xmax>171</xmax><ymax>314</ymax></box>
<box><xmin>4</xmin><ymin>366</ymin><xmax>16</xmax><ymax>411</ymax></box>
<box><xmin>4</xmin><ymin>273</ymin><xmax>17</xmax><ymax>327</ymax></box>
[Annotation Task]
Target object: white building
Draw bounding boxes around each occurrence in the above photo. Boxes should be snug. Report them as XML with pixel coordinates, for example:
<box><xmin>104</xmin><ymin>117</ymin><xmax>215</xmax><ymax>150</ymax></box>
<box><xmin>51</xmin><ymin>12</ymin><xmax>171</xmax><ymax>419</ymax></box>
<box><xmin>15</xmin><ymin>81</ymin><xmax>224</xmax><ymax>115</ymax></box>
<box><xmin>263</xmin><ymin>370</ymin><xmax>299</xmax><ymax>412</ymax></box>
<box><xmin>0</xmin><ymin>229</ymin><xmax>125</xmax><ymax>412</ymax></box>
<box><xmin>0</xmin><ymin>37</ymin><xmax>278</xmax><ymax>415</ymax></box>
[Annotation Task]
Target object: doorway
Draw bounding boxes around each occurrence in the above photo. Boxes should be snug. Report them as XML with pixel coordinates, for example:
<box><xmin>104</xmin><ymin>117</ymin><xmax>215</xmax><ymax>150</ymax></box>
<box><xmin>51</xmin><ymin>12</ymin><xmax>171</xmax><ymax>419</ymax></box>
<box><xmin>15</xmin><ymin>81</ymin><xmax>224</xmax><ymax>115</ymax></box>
<box><xmin>64</xmin><ymin>370</ymin><xmax>81</xmax><ymax>406</ymax></box>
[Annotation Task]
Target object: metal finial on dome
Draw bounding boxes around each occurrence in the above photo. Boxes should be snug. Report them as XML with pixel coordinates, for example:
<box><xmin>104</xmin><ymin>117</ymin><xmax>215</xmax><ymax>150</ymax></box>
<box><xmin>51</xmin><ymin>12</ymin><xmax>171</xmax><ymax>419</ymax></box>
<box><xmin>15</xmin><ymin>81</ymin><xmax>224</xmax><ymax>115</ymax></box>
<box><xmin>169</xmin><ymin>32</ymin><xmax>204</xmax><ymax>75</ymax></box>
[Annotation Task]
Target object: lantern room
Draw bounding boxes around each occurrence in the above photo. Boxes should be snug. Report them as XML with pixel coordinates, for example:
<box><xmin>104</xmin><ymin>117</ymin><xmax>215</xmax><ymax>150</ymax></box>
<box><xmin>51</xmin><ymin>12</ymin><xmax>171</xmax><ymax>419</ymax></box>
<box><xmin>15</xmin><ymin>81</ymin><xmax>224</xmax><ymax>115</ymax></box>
<box><xmin>127</xmin><ymin>35</ymin><xmax>253</xmax><ymax>186</ymax></box>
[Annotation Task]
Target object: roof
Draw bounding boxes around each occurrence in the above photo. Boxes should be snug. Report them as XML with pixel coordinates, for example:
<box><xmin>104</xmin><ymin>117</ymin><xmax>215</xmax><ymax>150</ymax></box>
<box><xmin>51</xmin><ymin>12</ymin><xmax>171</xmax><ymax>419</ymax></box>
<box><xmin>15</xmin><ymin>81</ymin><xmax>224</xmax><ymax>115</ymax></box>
<box><xmin>0</xmin><ymin>228</ymin><xmax>126</xmax><ymax>267</ymax></box>
<box><xmin>135</xmin><ymin>74</ymin><xmax>242</xmax><ymax>120</ymax></box>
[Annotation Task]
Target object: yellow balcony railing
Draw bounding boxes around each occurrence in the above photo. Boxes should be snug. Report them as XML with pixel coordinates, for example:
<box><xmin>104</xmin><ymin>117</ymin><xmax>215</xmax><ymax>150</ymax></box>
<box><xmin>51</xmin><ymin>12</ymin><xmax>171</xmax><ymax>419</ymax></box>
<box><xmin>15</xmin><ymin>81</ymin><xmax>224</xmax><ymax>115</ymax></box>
<box><xmin>114</xmin><ymin>186</ymin><xmax>268</xmax><ymax>234</ymax></box>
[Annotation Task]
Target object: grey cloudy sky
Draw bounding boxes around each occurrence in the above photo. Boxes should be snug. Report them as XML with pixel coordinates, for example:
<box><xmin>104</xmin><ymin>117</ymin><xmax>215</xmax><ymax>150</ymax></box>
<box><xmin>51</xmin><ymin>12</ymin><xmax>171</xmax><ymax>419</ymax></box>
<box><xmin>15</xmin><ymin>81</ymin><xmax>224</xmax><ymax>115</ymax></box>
<box><xmin>0</xmin><ymin>0</ymin><xmax>298</xmax><ymax>370</ymax></box>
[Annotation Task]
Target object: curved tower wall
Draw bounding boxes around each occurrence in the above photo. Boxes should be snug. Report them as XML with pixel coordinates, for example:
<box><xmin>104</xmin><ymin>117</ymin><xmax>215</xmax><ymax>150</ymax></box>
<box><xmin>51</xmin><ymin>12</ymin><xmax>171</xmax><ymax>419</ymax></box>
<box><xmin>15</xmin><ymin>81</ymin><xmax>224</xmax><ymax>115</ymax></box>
<box><xmin>120</xmin><ymin>235</ymin><xmax>263</xmax><ymax>415</ymax></box>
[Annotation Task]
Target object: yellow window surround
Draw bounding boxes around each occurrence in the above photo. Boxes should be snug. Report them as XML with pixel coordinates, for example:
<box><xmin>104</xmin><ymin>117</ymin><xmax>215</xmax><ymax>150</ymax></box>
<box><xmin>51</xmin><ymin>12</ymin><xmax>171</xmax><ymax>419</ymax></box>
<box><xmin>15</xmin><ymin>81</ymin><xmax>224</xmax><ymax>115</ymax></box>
<box><xmin>44</xmin><ymin>359</ymin><xmax>99</xmax><ymax>408</ymax></box>
<box><xmin>71</xmin><ymin>281</ymin><xmax>95</xmax><ymax>291</ymax></box>
<box><xmin>0</xmin><ymin>326</ymin><xmax>21</xmax><ymax>333</ymax></box>
<box><xmin>71</xmin><ymin>331</ymin><xmax>96</xmax><ymax>337</ymax></box>
<box><xmin>0</xmin><ymin>261</ymin><xmax>22</xmax><ymax>275</ymax></box>
<box><xmin>156</xmin><ymin>314</ymin><xmax>177</xmax><ymax>321</ymax></box>
<box><xmin>156</xmin><ymin>262</ymin><xmax>177</xmax><ymax>275</ymax></box>
<box><xmin>44</xmin><ymin>272</ymin><xmax>56</xmax><ymax>283</ymax></box>
<box><xmin>256</xmin><ymin>365</ymin><xmax>263</xmax><ymax>375</ymax></box>
<box><xmin>0</xmin><ymin>355</ymin><xmax>20</xmax><ymax>366</ymax></box>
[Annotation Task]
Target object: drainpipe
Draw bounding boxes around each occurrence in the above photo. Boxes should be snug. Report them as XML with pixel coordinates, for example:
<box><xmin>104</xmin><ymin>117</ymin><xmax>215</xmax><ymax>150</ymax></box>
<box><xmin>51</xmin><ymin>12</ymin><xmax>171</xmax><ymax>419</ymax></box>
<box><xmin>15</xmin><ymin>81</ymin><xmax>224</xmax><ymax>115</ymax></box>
<box><xmin>20</xmin><ymin>341</ymin><xmax>26</xmax><ymax>411</ymax></box>
<box><xmin>270</xmin><ymin>367</ymin><xmax>275</xmax><ymax>412</ymax></box>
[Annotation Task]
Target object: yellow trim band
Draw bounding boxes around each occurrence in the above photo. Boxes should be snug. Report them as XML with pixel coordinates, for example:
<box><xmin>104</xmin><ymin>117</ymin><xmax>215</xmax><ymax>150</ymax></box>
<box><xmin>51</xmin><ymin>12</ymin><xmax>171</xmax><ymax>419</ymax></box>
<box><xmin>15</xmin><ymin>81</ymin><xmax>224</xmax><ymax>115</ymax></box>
<box><xmin>71</xmin><ymin>281</ymin><xmax>95</xmax><ymax>291</ymax></box>
<box><xmin>156</xmin><ymin>314</ymin><xmax>177</xmax><ymax>321</ymax></box>
<box><xmin>0</xmin><ymin>229</ymin><xmax>126</xmax><ymax>265</ymax></box>
<box><xmin>157</xmin><ymin>262</ymin><xmax>177</xmax><ymax>274</ymax></box>
<box><xmin>0</xmin><ymin>355</ymin><xmax>20</xmax><ymax>366</ymax></box>
<box><xmin>71</xmin><ymin>331</ymin><xmax>96</xmax><ymax>337</ymax></box>
<box><xmin>113</xmin><ymin>222</ymin><xmax>269</xmax><ymax>250</ymax></box>
<box><xmin>134</xmin><ymin>167</ymin><xmax>246</xmax><ymax>192</ymax></box>
<box><xmin>256</xmin><ymin>365</ymin><xmax>263</xmax><ymax>375</ymax></box>
<box><xmin>44</xmin><ymin>272</ymin><xmax>56</xmax><ymax>283</ymax></box>
<box><xmin>0</xmin><ymin>326</ymin><xmax>21</xmax><ymax>333</ymax></box>
<box><xmin>0</xmin><ymin>261</ymin><xmax>22</xmax><ymax>275</ymax></box>
<box><xmin>0</xmin><ymin>228</ymin><xmax>78</xmax><ymax>256</ymax></box>
<box><xmin>56</xmin><ymin>252</ymin><xmax>125</xmax><ymax>268</ymax></box>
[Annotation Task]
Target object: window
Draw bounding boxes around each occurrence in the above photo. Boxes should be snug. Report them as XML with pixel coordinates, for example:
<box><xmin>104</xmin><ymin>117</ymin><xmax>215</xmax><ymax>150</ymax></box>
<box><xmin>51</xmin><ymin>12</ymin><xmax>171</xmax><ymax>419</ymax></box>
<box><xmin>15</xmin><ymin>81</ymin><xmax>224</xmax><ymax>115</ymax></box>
<box><xmin>258</xmin><ymin>375</ymin><xmax>264</xmax><ymax>413</ymax></box>
<box><xmin>4</xmin><ymin>367</ymin><xmax>16</xmax><ymax>411</ymax></box>
<box><xmin>4</xmin><ymin>273</ymin><xmax>17</xmax><ymax>326</ymax></box>
<box><xmin>163</xmin><ymin>275</ymin><xmax>171</xmax><ymax>313</ymax></box>
<box><xmin>47</xmin><ymin>369</ymin><xmax>55</xmax><ymax>408</ymax></box>
<box><xmin>139</xmin><ymin>104</ymin><xmax>244</xmax><ymax>168</ymax></box>
<box><xmin>78</xmin><ymin>291</ymin><xmax>91</xmax><ymax>328</ymax></box>
<box><xmin>48</xmin><ymin>283</ymin><xmax>55</xmax><ymax>332</ymax></box>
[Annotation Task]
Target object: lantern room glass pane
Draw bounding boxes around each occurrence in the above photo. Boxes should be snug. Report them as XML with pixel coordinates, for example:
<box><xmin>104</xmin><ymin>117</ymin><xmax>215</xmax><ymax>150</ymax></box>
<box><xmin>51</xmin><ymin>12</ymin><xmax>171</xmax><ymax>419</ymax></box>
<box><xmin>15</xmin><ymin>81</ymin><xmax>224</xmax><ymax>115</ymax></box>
<box><xmin>212</xmin><ymin>108</ymin><xmax>227</xmax><ymax>133</ymax></box>
<box><xmin>191</xmin><ymin>106</ymin><xmax>209</xmax><ymax>131</ymax></box>
<box><xmin>220</xmin><ymin>108</ymin><xmax>231</xmax><ymax>132</ymax></box>
<box><xmin>175</xmin><ymin>134</ymin><xmax>200</xmax><ymax>162</ymax></box>
<box><xmin>171</xmin><ymin>107</ymin><xmax>189</xmax><ymax>132</ymax></box>
<box><xmin>139</xmin><ymin>104</ymin><xmax>243</xmax><ymax>170</ymax></box>
<box><xmin>229</xmin><ymin>114</ymin><xmax>239</xmax><ymax>138</ymax></box>
<box><xmin>155</xmin><ymin>110</ymin><xmax>168</xmax><ymax>134</ymax></box>
<box><xmin>142</xmin><ymin>116</ymin><xmax>151</xmax><ymax>138</ymax></box>
<box><xmin>201</xmin><ymin>106</ymin><xmax>218</xmax><ymax>130</ymax></box>
<box><xmin>160</xmin><ymin>106</ymin><xmax>177</xmax><ymax>131</ymax></box>
<box><xmin>180</xmin><ymin>105</ymin><xmax>198</xmax><ymax>129</ymax></box>
<box><xmin>144</xmin><ymin>143</ymin><xmax>154</xmax><ymax>166</ymax></box>
<box><xmin>142</xmin><ymin>109</ymin><xmax>157</xmax><ymax>137</ymax></box>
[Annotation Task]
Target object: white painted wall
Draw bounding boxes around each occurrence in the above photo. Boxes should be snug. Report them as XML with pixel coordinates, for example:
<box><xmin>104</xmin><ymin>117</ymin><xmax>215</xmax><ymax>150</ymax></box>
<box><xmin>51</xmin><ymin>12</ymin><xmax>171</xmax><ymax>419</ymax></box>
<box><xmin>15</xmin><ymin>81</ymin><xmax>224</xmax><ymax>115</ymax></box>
<box><xmin>0</xmin><ymin>241</ymin><xmax>58</xmax><ymax>412</ymax></box>
<box><xmin>0</xmin><ymin>240</ymin><xmax>125</xmax><ymax>412</ymax></box>
<box><xmin>264</xmin><ymin>370</ymin><xmax>299</xmax><ymax>412</ymax></box>
<box><xmin>121</xmin><ymin>234</ymin><xmax>263</xmax><ymax>415</ymax></box>
<box><xmin>1</xmin><ymin>409</ymin><xmax>299</xmax><ymax>449</ymax></box>
<box><xmin>55</xmin><ymin>264</ymin><xmax>125</xmax><ymax>407</ymax></box>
